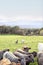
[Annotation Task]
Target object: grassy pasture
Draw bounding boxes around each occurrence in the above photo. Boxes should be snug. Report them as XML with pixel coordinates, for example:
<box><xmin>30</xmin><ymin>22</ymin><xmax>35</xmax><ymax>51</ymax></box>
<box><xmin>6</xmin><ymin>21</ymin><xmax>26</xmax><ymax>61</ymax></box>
<box><xmin>0</xmin><ymin>35</ymin><xmax>43</xmax><ymax>65</ymax></box>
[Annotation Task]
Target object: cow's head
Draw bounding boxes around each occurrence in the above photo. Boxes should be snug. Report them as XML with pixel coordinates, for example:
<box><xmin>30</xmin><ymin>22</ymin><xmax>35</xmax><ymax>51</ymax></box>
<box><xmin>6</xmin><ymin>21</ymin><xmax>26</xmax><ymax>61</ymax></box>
<box><xmin>32</xmin><ymin>51</ymin><xmax>37</xmax><ymax>57</ymax></box>
<box><xmin>23</xmin><ymin>46</ymin><xmax>31</xmax><ymax>52</ymax></box>
<box><xmin>3</xmin><ymin>49</ymin><xmax>10</xmax><ymax>53</ymax></box>
<box><xmin>26</xmin><ymin>54</ymin><xmax>34</xmax><ymax>65</ymax></box>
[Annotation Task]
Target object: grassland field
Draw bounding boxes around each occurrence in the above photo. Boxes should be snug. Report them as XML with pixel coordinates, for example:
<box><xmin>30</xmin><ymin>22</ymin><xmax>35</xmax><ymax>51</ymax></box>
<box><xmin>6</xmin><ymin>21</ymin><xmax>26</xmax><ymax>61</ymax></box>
<box><xmin>0</xmin><ymin>35</ymin><xmax>43</xmax><ymax>65</ymax></box>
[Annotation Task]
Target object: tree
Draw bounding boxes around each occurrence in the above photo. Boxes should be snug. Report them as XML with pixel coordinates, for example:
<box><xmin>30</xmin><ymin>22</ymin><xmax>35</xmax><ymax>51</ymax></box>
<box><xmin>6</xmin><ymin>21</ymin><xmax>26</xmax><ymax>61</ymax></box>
<box><xmin>40</xmin><ymin>29</ymin><xmax>43</xmax><ymax>35</ymax></box>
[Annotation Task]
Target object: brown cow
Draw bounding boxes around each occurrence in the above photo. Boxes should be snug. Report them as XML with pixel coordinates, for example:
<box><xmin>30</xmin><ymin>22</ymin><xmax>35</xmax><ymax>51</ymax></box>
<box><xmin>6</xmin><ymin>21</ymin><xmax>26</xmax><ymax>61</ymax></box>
<box><xmin>0</xmin><ymin>58</ymin><xmax>11</xmax><ymax>65</ymax></box>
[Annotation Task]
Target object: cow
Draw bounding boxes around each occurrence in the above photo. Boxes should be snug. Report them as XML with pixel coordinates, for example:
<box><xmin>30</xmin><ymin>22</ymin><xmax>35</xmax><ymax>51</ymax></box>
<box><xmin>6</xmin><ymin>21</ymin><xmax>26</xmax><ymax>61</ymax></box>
<box><xmin>17</xmin><ymin>49</ymin><xmax>37</xmax><ymax>57</ymax></box>
<box><xmin>13</xmin><ymin>51</ymin><xmax>34</xmax><ymax>65</ymax></box>
<box><xmin>3</xmin><ymin>51</ymin><xmax>21</xmax><ymax>63</ymax></box>
<box><xmin>21</xmin><ymin>39</ymin><xmax>25</xmax><ymax>44</ymax></box>
<box><xmin>0</xmin><ymin>49</ymin><xmax>10</xmax><ymax>60</ymax></box>
<box><xmin>0</xmin><ymin>58</ymin><xmax>21</xmax><ymax>65</ymax></box>
<box><xmin>15</xmin><ymin>40</ymin><xmax>18</xmax><ymax>44</ymax></box>
<box><xmin>37</xmin><ymin>51</ymin><xmax>43</xmax><ymax>65</ymax></box>
<box><xmin>22</xmin><ymin>46</ymin><xmax>31</xmax><ymax>52</ymax></box>
<box><xmin>0</xmin><ymin>58</ymin><xmax>11</xmax><ymax>65</ymax></box>
<box><xmin>38</xmin><ymin>43</ymin><xmax>43</xmax><ymax>51</ymax></box>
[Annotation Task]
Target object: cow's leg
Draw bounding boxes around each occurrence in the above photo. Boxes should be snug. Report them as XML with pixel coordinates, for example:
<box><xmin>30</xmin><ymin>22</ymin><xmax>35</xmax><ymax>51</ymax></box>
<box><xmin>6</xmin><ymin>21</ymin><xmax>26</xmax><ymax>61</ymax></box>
<box><xmin>21</xmin><ymin>58</ymin><xmax>26</xmax><ymax>65</ymax></box>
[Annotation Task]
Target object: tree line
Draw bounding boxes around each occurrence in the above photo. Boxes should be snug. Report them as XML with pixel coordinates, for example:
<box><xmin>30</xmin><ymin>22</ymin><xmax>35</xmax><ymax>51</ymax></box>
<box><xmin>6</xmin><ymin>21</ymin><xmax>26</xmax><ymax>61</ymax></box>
<box><xmin>0</xmin><ymin>25</ymin><xmax>43</xmax><ymax>35</ymax></box>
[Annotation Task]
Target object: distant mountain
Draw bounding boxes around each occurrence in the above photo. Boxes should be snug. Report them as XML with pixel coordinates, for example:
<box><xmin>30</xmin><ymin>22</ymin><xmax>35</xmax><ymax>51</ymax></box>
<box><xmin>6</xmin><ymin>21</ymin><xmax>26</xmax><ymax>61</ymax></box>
<box><xmin>19</xmin><ymin>25</ymin><xmax>42</xmax><ymax>29</ymax></box>
<box><xmin>0</xmin><ymin>20</ymin><xmax>43</xmax><ymax>28</ymax></box>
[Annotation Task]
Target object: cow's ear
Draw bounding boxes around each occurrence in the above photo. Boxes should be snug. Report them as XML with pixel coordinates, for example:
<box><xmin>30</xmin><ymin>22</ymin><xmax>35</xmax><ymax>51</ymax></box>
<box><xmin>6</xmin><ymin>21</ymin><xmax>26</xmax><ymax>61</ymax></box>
<box><xmin>28</xmin><ymin>48</ymin><xmax>31</xmax><ymax>49</ymax></box>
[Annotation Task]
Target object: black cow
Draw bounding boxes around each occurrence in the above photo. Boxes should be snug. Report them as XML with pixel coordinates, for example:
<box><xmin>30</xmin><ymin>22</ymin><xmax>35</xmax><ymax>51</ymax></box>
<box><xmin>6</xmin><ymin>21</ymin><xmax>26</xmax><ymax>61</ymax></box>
<box><xmin>15</xmin><ymin>40</ymin><xmax>18</xmax><ymax>44</ymax></box>
<box><xmin>13</xmin><ymin>51</ymin><xmax>34</xmax><ymax>65</ymax></box>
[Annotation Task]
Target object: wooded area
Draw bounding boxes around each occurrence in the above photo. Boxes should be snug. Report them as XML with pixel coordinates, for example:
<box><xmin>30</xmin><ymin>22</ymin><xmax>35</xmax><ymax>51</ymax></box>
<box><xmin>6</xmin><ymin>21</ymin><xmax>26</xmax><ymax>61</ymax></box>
<box><xmin>0</xmin><ymin>25</ymin><xmax>43</xmax><ymax>35</ymax></box>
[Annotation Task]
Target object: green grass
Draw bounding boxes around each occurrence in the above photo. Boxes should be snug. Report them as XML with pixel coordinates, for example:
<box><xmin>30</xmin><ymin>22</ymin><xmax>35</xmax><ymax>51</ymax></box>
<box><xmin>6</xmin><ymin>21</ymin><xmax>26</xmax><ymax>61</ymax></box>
<box><xmin>0</xmin><ymin>35</ymin><xmax>43</xmax><ymax>65</ymax></box>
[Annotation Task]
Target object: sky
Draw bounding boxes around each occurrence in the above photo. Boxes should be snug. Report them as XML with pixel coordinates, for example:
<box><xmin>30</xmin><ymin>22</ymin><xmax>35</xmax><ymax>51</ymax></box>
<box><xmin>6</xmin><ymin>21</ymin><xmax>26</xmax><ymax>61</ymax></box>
<box><xmin>0</xmin><ymin>0</ymin><xmax>43</xmax><ymax>28</ymax></box>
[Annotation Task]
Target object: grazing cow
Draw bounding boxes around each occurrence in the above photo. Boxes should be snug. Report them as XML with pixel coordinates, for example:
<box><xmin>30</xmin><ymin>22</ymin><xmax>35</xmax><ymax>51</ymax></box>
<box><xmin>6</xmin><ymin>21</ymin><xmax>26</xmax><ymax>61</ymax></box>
<box><xmin>0</xmin><ymin>58</ymin><xmax>21</xmax><ymax>65</ymax></box>
<box><xmin>23</xmin><ymin>46</ymin><xmax>31</xmax><ymax>52</ymax></box>
<box><xmin>37</xmin><ymin>51</ymin><xmax>43</xmax><ymax>65</ymax></box>
<box><xmin>3</xmin><ymin>51</ymin><xmax>21</xmax><ymax>63</ymax></box>
<box><xmin>37</xmin><ymin>43</ymin><xmax>43</xmax><ymax>65</ymax></box>
<box><xmin>0</xmin><ymin>58</ymin><xmax>11</xmax><ymax>65</ymax></box>
<box><xmin>0</xmin><ymin>49</ymin><xmax>10</xmax><ymax>60</ymax></box>
<box><xmin>38</xmin><ymin>43</ymin><xmax>43</xmax><ymax>51</ymax></box>
<box><xmin>17</xmin><ymin>49</ymin><xmax>29</xmax><ymax>55</ymax></box>
<box><xmin>13</xmin><ymin>51</ymin><xmax>27</xmax><ymax>65</ymax></box>
<box><xmin>13</xmin><ymin>51</ymin><xmax>34</xmax><ymax>65</ymax></box>
<box><xmin>17</xmin><ymin>49</ymin><xmax>32</xmax><ymax>56</ymax></box>
<box><xmin>15</xmin><ymin>40</ymin><xmax>18</xmax><ymax>44</ymax></box>
<box><xmin>21</xmin><ymin>39</ymin><xmax>25</xmax><ymax>44</ymax></box>
<box><xmin>17</xmin><ymin>49</ymin><xmax>37</xmax><ymax>58</ymax></box>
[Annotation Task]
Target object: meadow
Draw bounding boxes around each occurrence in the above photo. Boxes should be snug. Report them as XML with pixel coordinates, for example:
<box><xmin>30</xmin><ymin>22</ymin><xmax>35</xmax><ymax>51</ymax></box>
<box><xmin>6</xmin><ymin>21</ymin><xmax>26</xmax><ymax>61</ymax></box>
<box><xmin>0</xmin><ymin>35</ymin><xmax>43</xmax><ymax>65</ymax></box>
